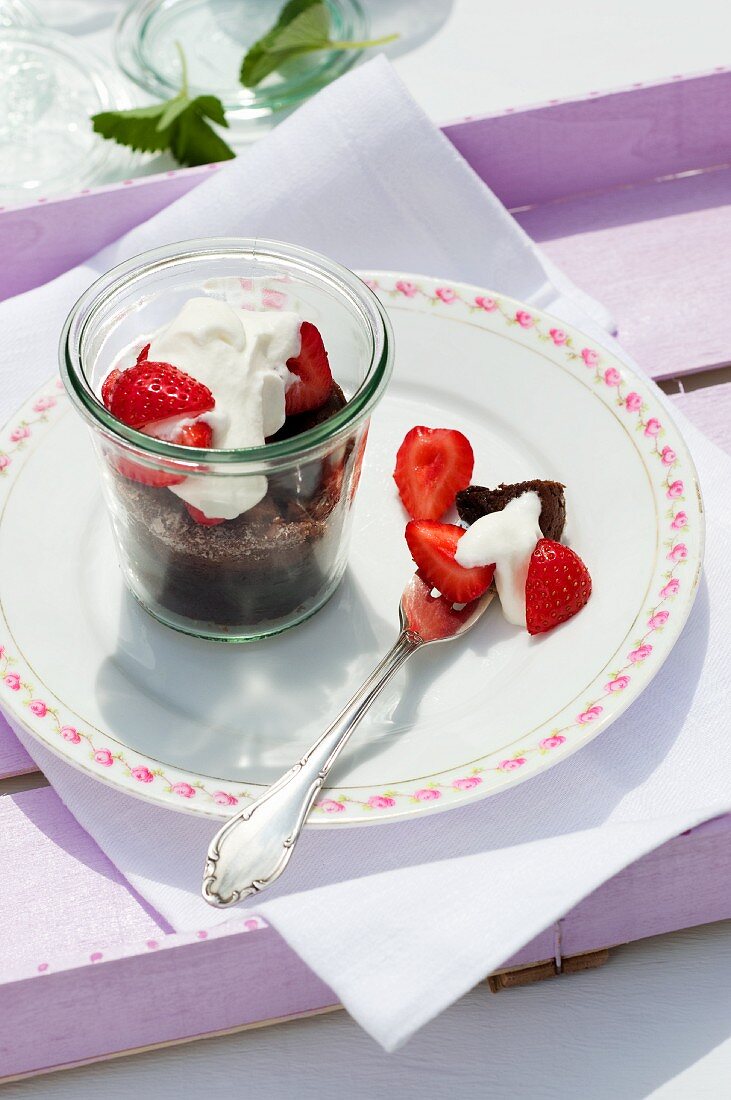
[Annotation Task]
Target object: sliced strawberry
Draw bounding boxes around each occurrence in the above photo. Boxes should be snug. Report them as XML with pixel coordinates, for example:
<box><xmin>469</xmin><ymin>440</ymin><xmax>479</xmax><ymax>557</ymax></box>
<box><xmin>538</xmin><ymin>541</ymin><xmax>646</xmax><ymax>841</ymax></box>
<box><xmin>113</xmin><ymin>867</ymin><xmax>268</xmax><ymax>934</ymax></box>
<box><xmin>137</xmin><ymin>343</ymin><xmax>150</xmax><ymax>363</ymax></box>
<box><xmin>285</xmin><ymin>322</ymin><xmax>333</xmax><ymax>416</ymax></box>
<box><xmin>101</xmin><ymin>368</ymin><xmax>122</xmax><ymax>409</ymax></box>
<box><xmin>405</xmin><ymin>520</ymin><xmax>495</xmax><ymax>604</ymax></box>
<box><xmin>394</xmin><ymin>427</ymin><xmax>474</xmax><ymax>521</ymax></box>
<box><xmin>109</xmin><ymin>360</ymin><xmax>214</xmax><ymax>430</ymax></box>
<box><xmin>171</xmin><ymin>420</ymin><xmax>213</xmax><ymax>449</ymax></box>
<box><xmin>401</xmin><ymin>572</ymin><xmax>482</xmax><ymax>642</ymax></box>
<box><xmin>110</xmin><ymin>454</ymin><xmax>183</xmax><ymax>488</ymax></box>
<box><xmin>525</xmin><ymin>538</ymin><xmax>592</xmax><ymax>636</ymax></box>
<box><xmin>185</xmin><ymin>503</ymin><xmax>225</xmax><ymax>526</ymax></box>
<box><xmin>110</xmin><ymin>420</ymin><xmax>213</xmax><ymax>487</ymax></box>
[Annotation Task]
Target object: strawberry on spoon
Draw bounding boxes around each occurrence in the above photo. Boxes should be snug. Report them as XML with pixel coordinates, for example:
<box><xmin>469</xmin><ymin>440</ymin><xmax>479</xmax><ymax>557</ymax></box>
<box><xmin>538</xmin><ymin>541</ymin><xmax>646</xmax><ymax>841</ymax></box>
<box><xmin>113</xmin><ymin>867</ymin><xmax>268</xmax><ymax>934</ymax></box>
<box><xmin>394</xmin><ymin>426</ymin><xmax>474</xmax><ymax>521</ymax></box>
<box><xmin>405</xmin><ymin>520</ymin><xmax>495</xmax><ymax>605</ymax></box>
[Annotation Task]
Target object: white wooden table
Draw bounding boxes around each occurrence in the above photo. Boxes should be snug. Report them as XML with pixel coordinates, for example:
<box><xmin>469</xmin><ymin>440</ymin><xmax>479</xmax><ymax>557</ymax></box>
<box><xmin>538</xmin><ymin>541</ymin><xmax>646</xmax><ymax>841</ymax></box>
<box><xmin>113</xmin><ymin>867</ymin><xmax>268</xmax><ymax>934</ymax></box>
<box><xmin>4</xmin><ymin>1</ymin><xmax>731</xmax><ymax>1095</ymax></box>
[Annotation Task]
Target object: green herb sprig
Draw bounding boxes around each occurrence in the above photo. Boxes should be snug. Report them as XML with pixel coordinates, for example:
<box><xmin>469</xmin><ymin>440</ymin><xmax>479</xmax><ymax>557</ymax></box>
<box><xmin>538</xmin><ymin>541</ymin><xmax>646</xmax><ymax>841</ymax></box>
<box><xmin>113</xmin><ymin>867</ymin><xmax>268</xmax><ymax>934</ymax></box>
<box><xmin>92</xmin><ymin>44</ymin><xmax>235</xmax><ymax>168</ymax></box>
<box><xmin>92</xmin><ymin>3</ymin><xmax>399</xmax><ymax>167</ymax></box>
<box><xmin>241</xmin><ymin>0</ymin><xmax>398</xmax><ymax>88</ymax></box>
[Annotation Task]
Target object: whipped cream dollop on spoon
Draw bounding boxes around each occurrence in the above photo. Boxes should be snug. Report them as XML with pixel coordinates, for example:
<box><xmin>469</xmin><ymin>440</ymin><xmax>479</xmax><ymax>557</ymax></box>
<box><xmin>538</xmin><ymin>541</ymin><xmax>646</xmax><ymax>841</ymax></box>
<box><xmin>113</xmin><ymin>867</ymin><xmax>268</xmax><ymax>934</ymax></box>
<box><xmin>454</xmin><ymin>491</ymin><xmax>543</xmax><ymax>626</ymax></box>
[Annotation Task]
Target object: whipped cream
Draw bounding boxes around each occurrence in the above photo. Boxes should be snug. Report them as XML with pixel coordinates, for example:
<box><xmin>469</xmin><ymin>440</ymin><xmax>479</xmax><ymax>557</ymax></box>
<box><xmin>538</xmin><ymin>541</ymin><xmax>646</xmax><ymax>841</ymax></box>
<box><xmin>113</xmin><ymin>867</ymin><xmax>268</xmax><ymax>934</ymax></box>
<box><xmin>109</xmin><ymin>297</ymin><xmax>303</xmax><ymax>520</ymax></box>
<box><xmin>455</xmin><ymin>492</ymin><xmax>543</xmax><ymax>627</ymax></box>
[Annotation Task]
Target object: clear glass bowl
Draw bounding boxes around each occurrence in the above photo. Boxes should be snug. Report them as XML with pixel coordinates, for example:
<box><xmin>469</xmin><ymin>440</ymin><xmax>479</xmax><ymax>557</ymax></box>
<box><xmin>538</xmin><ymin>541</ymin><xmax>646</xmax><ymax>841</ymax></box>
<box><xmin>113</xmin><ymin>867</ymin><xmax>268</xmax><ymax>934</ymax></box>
<box><xmin>0</xmin><ymin>0</ymin><xmax>40</xmax><ymax>27</ymax></box>
<box><xmin>115</xmin><ymin>0</ymin><xmax>368</xmax><ymax>139</ymax></box>
<box><xmin>60</xmin><ymin>238</ymin><xmax>393</xmax><ymax>642</ymax></box>
<box><xmin>0</xmin><ymin>26</ymin><xmax>134</xmax><ymax>206</ymax></box>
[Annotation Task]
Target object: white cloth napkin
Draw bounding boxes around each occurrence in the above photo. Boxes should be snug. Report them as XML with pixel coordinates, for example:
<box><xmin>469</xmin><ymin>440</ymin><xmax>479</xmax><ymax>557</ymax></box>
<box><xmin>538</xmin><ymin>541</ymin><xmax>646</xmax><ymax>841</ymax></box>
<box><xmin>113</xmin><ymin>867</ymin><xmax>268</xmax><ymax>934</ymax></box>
<box><xmin>2</xmin><ymin>57</ymin><xmax>730</xmax><ymax>1051</ymax></box>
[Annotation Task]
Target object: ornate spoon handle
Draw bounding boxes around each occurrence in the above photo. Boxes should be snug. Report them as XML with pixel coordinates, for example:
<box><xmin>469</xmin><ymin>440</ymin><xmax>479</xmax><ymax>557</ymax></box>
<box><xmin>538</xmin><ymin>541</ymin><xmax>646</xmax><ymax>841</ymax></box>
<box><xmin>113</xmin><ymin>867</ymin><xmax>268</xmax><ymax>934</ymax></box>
<box><xmin>202</xmin><ymin>628</ymin><xmax>422</xmax><ymax>907</ymax></box>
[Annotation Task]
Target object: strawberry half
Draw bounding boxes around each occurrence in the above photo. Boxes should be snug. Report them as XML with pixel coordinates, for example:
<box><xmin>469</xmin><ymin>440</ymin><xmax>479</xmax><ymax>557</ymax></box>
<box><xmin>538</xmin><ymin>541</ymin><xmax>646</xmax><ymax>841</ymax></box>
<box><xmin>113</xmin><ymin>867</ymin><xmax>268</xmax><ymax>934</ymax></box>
<box><xmin>100</xmin><ymin>343</ymin><xmax>150</xmax><ymax>408</ymax></box>
<box><xmin>525</xmin><ymin>538</ymin><xmax>592</xmax><ymax>636</ymax></box>
<box><xmin>111</xmin><ymin>454</ymin><xmax>183</xmax><ymax>488</ymax></box>
<box><xmin>405</xmin><ymin>520</ymin><xmax>495</xmax><ymax>605</ymax></box>
<box><xmin>109</xmin><ymin>413</ymin><xmax>215</xmax><ymax>489</ymax></box>
<box><xmin>285</xmin><ymin>322</ymin><xmax>333</xmax><ymax>416</ymax></box>
<box><xmin>101</xmin><ymin>368</ymin><xmax>122</xmax><ymax>409</ymax></box>
<box><xmin>108</xmin><ymin>360</ymin><xmax>214</xmax><ymax>429</ymax></box>
<box><xmin>394</xmin><ymin>426</ymin><xmax>474</xmax><ymax>521</ymax></box>
<box><xmin>171</xmin><ymin>421</ymin><xmax>213</xmax><ymax>449</ymax></box>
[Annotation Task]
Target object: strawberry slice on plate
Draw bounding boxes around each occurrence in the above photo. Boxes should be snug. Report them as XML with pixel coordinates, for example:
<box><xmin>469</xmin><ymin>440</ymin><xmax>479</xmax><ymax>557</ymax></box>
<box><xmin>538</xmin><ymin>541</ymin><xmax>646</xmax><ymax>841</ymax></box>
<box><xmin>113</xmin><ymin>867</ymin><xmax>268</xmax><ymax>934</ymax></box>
<box><xmin>394</xmin><ymin>426</ymin><xmax>474</xmax><ymax>521</ymax></box>
<box><xmin>525</xmin><ymin>538</ymin><xmax>592</xmax><ymax>635</ymax></box>
<box><xmin>285</xmin><ymin>322</ymin><xmax>333</xmax><ymax>416</ymax></box>
<box><xmin>405</xmin><ymin>520</ymin><xmax>495</xmax><ymax>604</ymax></box>
<box><xmin>107</xmin><ymin>360</ymin><xmax>214</xmax><ymax>429</ymax></box>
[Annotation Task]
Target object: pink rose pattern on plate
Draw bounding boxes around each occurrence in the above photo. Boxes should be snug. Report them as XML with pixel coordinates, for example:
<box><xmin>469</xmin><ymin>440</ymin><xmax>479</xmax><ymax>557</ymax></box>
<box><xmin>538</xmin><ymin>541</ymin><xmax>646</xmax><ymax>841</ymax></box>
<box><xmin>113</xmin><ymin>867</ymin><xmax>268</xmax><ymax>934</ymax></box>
<box><xmin>0</xmin><ymin>292</ymin><xmax>698</xmax><ymax>818</ymax></box>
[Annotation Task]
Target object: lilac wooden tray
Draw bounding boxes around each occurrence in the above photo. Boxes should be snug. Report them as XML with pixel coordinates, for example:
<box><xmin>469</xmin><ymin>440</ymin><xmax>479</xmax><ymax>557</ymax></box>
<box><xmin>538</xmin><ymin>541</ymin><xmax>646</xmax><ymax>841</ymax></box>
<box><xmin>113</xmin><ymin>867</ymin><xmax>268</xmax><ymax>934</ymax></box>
<box><xmin>2</xmin><ymin>71</ymin><xmax>731</xmax><ymax>1082</ymax></box>
<box><xmin>2</xmin><ymin>68</ymin><xmax>731</xmax><ymax>380</ymax></box>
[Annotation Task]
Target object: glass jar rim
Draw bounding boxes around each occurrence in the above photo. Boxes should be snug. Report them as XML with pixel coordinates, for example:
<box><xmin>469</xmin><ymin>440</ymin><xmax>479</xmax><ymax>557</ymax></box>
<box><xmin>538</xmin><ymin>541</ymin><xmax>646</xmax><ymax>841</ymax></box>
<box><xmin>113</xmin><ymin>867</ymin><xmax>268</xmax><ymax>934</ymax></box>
<box><xmin>60</xmin><ymin>237</ymin><xmax>393</xmax><ymax>471</ymax></box>
<box><xmin>114</xmin><ymin>0</ymin><xmax>368</xmax><ymax>116</ymax></box>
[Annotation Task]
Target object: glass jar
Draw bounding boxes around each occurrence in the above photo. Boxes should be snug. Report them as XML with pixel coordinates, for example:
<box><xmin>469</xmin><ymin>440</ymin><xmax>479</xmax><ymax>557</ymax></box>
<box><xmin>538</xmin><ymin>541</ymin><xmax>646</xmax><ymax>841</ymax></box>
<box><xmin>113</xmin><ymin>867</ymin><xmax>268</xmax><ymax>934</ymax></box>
<box><xmin>115</xmin><ymin>0</ymin><xmax>369</xmax><ymax>141</ymax></box>
<box><xmin>60</xmin><ymin>238</ymin><xmax>393</xmax><ymax>641</ymax></box>
<box><xmin>0</xmin><ymin>26</ymin><xmax>135</xmax><ymax>206</ymax></box>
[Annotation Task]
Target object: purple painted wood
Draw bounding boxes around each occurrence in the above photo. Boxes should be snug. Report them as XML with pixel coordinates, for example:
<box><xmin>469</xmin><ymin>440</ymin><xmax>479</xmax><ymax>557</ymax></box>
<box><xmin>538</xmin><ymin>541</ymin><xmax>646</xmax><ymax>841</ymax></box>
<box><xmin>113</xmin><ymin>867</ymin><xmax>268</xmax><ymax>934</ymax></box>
<box><xmin>0</xmin><ymin>789</ymin><xmax>166</xmax><ymax>973</ymax></box>
<box><xmin>520</xmin><ymin>172</ymin><xmax>731</xmax><ymax>379</ymax></box>
<box><xmin>443</xmin><ymin>70</ymin><xmax>731</xmax><ymax>209</ymax></box>
<box><xmin>670</xmin><ymin>381</ymin><xmax>731</xmax><ymax>450</ymax></box>
<box><xmin>1</xmin><ymin>925</ymin><xmax>337</xmax><ymax>1081</ymax></box>
<box><xmin>1</xmin><ymin>68</ymin><xmax>730</xmax><ymax>368</ymax></box>
<box><xmin>0</xmin><ymin>168</ymin><xmax>209</xmax><ymax>301</ymax></box>
<box><xmin>0</xmin><ymin>710</ymin><xmax>34</xmax><ymax>778</ymax></box>
<box><xmin>1</xmin><ymin>802</ymin><xmax>730</xmax><ymax>1079</ymax></box>
<box><xmin>561</xmin><ymin>821</ymin><xmax>731</xmax><ymax>957</ymax></box>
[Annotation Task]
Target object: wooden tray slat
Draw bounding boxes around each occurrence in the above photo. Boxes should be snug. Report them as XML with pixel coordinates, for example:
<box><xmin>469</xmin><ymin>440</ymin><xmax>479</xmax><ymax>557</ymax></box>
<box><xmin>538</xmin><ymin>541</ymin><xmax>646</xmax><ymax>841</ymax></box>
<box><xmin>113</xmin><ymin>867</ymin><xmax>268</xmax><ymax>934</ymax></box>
<box><xmin>0</xmin><ymin>712</ymin><xmax>36</xmax><ymax>780</ymax></box>
<box><xmin>522</xmin><ymin>170</ymin><xmax>731</xmax><ymax>380</ymax></box>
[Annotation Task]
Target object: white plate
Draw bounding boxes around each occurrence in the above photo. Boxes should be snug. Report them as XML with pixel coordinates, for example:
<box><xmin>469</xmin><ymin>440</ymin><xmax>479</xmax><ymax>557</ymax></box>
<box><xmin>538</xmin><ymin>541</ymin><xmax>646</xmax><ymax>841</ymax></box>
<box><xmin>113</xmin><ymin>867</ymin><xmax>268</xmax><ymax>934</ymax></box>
<box><xmin>0</xmin><ymin>274</ymin><xmax>704</xmax><ymax>824</ymax></box>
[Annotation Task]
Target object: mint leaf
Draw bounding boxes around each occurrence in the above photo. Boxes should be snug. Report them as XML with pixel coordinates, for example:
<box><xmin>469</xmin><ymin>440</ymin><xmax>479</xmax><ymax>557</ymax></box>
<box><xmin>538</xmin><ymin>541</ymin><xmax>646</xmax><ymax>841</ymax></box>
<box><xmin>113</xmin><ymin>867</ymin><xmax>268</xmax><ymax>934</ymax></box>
<box><xmin>92</xmin><ymin>45</ymin><xmax>235</xmax><ymax>168</ymax></box>
<box><xmin>169</xmin><ymin>100</ymin><xmax>236</xmax><ymax>166</ymax></box>
<box><xmin>92</xmin><ymin>103</ymin><xmax>172</xmax><ymax>155</ymax></box>
<box><xmin>241</xmin><ymin>0</ymin><xmax>324</xmax><ymax>88</ymax></box>
<box><xmin>241</xmin><ymin>0</ymin><xmax>398</xmax><ymax>88</ymax></box>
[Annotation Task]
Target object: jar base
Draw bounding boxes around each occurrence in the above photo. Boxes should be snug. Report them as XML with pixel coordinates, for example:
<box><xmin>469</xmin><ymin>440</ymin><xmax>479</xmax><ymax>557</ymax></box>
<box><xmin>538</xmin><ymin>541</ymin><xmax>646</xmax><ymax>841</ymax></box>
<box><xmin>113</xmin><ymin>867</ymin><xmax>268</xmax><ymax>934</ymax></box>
<box><xmin>127</xmin><ymin>562</ymin><xmax>348</xmax><ymax>642</ymax></box>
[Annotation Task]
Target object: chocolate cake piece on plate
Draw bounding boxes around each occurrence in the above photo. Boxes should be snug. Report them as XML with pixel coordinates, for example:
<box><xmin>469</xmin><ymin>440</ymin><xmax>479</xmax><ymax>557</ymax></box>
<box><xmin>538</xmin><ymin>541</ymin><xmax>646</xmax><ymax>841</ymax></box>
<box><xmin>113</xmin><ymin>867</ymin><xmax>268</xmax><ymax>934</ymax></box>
<box><xmin>456</xmin><ymin>479</ymin><xmax>566</xmax><ymax>542</ymax></box>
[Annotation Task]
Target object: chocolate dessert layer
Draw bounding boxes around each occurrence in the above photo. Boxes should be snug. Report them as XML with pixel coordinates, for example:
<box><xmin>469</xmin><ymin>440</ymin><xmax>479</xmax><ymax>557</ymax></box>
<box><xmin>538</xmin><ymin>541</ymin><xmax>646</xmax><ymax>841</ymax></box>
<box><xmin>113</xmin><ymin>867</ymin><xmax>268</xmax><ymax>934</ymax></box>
<box><xmin>110</xmin><ymin>384</ymin><xmax>353</xmax><ymax>631</ymax></box>
<box><xmin>267</xmin><ymin>382</ymin><xmax>346</xmax><ymax>443</ymax></box>
<box><xmin>456</xmin><ymin>480</ymin><xmax>566</xmax><ymax>542</ymax></box>
<box><xmin>115</xmin><ymin>476</ymin><xmax>346</xmax><ymax>628</ymax></box>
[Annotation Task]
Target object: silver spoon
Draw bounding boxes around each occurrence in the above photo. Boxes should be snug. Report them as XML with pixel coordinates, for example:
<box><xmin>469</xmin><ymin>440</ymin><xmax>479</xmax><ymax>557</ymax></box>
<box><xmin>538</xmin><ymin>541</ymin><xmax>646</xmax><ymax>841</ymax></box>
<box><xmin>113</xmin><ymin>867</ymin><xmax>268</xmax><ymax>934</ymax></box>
<box><xmin>202</xmin><ymin>574</ymin><xmax>495</xmax><ymax>908</ymax></box>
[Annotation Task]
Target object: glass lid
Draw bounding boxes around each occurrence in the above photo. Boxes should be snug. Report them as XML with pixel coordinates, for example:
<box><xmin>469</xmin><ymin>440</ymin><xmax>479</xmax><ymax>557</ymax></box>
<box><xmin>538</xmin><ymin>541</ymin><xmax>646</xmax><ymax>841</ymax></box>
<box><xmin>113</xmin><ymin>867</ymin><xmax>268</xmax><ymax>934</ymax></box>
<box><xmin>0</xmin><ymin>26</ymin><xmax>135</xmax><ymax>206</ymax></box>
